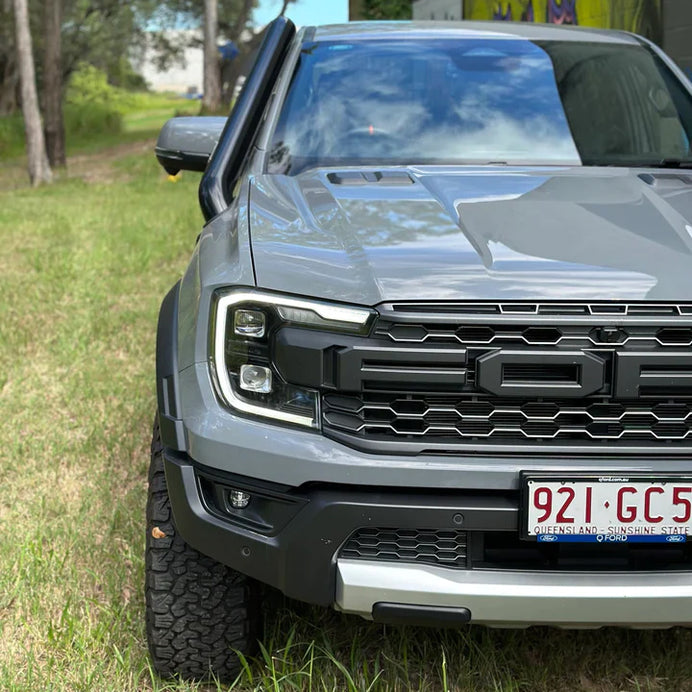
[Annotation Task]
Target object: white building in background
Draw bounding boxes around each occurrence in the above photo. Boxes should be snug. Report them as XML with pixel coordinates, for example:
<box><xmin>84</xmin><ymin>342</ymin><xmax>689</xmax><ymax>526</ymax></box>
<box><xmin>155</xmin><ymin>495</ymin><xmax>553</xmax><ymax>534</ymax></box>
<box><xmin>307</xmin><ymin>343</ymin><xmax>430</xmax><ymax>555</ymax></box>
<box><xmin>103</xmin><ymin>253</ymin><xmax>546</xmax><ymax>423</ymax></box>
<box><xmin>135</xmin><ymin>27</ymin><xmax>261</xmax><ymax>96</ymax></box>
<box><xmin>136</xmin><ymin>30</ymin><xmax>203</xmax><ymax>95</ymax></box>
<box><xmin>412</xmin><ymin>0</ymin><xmax>464</xmax><ymax>21</ymax></box>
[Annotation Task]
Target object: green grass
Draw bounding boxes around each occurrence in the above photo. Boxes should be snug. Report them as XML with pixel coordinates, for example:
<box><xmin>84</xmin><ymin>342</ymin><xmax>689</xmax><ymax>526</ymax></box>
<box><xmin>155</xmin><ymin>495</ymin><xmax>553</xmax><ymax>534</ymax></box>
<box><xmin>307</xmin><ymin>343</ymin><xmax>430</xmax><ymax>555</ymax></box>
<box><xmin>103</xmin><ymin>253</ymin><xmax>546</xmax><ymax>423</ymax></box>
<box><xmin>2</xmin><ymin>141</ymin><xmax>692</xmax><ymax>690</ymax></box>
<box><xmin>124</xmin><ymin>104</ymin><xmax>199</xmax><ymax>133</ymax></box>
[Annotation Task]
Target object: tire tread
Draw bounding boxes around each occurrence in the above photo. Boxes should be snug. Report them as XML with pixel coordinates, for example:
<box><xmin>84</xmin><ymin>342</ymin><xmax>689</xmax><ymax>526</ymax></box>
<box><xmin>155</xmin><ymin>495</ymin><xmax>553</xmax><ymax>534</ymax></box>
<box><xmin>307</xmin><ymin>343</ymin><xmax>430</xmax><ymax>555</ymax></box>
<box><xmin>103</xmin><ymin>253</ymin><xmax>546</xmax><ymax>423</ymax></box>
<box><xmin>145</xmin><ymin>417</ymin><xmax>259</xmax><ymax>680</ymax></box>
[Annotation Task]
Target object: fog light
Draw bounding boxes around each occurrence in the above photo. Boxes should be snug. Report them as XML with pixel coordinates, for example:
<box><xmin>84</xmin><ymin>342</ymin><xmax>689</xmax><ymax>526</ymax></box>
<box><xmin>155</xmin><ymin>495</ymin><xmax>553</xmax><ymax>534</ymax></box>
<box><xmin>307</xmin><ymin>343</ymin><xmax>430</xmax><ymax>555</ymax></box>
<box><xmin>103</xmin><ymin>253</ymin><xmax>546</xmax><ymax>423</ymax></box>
<box><xmin>229</xmin><ymin>489</ymin><xmax>251</xmax><ymax>509</ymax></box>
<box><xmin>239</xmin><ymin>364</ymin><xmax>273</xmax><ymax>393</ymax></box>
<box><xmin>234</xmin><ymin>309</ymin><xmax>265</xmax><ymax>338</ymax></box>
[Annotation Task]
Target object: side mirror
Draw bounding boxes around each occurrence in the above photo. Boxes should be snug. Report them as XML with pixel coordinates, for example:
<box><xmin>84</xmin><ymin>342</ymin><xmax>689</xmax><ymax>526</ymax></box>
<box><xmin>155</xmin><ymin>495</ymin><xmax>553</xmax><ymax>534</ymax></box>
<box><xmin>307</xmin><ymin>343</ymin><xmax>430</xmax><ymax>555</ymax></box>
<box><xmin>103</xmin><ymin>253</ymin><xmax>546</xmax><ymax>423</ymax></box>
<box><xmin>155</xmin><ymin>116</ymin><xmax>227</xmax><ymax>175</ymax></box>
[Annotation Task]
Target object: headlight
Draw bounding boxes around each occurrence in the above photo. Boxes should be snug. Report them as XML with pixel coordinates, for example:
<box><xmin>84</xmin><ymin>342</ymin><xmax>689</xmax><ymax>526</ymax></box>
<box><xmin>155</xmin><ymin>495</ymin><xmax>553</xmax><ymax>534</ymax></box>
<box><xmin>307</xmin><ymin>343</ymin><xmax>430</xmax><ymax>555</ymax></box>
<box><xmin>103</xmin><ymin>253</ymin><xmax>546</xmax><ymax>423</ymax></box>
<box><xmin>211</xmin><ymin>289</ymin><xmax>375</xmax><ymax>428</ymax></box>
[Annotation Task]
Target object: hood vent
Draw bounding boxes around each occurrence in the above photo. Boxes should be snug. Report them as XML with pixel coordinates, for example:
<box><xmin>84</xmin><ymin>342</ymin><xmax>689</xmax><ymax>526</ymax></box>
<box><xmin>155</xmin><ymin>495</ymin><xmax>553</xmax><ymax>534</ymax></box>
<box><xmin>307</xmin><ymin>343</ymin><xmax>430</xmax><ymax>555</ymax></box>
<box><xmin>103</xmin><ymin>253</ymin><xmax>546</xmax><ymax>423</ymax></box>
<box><xmin>327</xmin><ymin>171</ymin><xmax>414</xmax><ymax>186</ymax></box>
<box><xmin>639</xmin><ymin>173</ymin><xmax>692</xmax><ymax>187</ymax></box>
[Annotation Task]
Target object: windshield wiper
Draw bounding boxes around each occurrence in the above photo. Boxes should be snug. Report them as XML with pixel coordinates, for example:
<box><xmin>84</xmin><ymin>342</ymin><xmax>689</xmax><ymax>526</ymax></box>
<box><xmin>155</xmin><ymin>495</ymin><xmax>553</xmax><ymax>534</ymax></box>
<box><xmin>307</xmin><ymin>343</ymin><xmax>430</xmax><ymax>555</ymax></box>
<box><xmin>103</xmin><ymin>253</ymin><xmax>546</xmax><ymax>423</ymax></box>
<box><xmin>626</xmin><ymin>158</ymin><xmax>692</xmax><ymax>169</ymax></box>
<box><xmin>655</xmin><ymin>158</ymin><xmax>692</xmax><ymax>169</ymax></box>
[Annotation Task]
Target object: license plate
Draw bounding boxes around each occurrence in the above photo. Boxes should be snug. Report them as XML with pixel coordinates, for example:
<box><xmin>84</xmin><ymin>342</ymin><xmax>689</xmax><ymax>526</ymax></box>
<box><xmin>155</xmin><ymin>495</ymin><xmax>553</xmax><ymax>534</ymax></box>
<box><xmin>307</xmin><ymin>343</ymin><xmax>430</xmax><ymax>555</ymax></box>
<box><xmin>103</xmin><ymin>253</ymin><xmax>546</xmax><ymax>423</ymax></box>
<box><xmin>521</xmin><ymin>474</ymin><xmax>692</xmax><ymax>543</ymax></box>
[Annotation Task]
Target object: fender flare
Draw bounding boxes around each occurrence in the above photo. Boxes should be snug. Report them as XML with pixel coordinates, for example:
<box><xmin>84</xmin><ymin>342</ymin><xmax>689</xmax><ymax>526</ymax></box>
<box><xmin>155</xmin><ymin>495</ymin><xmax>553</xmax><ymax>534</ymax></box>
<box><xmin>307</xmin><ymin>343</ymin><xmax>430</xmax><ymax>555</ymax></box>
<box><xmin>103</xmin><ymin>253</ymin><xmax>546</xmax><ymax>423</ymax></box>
<box><xmin>156</xmin><ymin>281</ymin><xmax>186</xmax><ymax>451</ymax></box>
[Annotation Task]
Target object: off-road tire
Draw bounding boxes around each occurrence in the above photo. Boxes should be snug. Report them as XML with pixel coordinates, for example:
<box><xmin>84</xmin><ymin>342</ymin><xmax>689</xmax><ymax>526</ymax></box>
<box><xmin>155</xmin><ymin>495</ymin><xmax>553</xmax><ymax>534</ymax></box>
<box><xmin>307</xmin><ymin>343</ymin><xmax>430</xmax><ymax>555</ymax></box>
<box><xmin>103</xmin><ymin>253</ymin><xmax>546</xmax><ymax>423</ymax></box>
<box><xmin>145</xmin><ymin>417</ymin><xmax>260</xmax><ymax>680</ymax></box>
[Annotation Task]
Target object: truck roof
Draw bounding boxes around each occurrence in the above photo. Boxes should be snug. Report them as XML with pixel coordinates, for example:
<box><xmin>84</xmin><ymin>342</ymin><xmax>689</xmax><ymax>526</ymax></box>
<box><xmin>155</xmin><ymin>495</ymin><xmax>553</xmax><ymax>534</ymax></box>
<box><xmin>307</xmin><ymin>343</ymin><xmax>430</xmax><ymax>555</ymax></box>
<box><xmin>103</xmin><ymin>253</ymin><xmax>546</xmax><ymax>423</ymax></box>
<box><xmin>311</xmin><ymin>21</ymin><xmax>641</xmax><ymax>45</ymax></box>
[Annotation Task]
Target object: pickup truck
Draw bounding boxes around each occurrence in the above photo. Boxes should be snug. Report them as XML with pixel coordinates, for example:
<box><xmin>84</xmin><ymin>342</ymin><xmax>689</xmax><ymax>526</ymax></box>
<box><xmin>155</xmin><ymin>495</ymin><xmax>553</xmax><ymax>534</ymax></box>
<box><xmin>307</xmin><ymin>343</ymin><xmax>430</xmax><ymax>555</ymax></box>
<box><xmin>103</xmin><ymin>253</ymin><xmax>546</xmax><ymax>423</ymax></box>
<box><xmin>147</xmin><ymin>17</ymin><xmax>692</xmax><ymax>680</ymax></box>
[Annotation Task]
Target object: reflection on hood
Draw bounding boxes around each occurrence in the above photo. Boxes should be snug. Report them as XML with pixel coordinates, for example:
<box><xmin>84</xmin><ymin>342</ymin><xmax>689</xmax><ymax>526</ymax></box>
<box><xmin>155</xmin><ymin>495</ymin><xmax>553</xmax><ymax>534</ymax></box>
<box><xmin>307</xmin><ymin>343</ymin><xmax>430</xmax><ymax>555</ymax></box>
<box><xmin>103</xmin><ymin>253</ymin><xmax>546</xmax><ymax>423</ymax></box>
<box><xmin>248</xmin><ymin>165</ymin><xmax>692</xmax><ymax>305</ymax></box>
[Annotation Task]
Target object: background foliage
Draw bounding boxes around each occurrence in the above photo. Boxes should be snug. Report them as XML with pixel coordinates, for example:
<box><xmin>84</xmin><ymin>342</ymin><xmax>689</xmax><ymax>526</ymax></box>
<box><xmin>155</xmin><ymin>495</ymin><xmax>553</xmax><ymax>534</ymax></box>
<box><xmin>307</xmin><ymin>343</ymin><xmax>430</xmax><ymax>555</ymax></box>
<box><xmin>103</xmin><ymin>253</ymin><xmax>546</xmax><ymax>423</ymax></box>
<box><xmin>0</xmin><ymin>0</ymin><xmax>263</xmax><ymax>117</ymax></box>
<box><xmin>362</xmin><ymin>0</ymin><xmax>413</xmax><ymax>20</ymax></box>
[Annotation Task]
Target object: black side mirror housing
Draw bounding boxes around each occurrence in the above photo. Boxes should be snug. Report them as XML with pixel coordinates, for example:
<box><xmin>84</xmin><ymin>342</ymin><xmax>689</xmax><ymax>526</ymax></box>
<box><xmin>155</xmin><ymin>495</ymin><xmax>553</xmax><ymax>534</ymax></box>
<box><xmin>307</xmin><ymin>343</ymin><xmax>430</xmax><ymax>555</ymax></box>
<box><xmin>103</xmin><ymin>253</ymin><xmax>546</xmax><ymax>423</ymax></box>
<box><xmin>155</xmin><ymin>117</ymin><xmax>227</xmax><ymax>175</ymax></box>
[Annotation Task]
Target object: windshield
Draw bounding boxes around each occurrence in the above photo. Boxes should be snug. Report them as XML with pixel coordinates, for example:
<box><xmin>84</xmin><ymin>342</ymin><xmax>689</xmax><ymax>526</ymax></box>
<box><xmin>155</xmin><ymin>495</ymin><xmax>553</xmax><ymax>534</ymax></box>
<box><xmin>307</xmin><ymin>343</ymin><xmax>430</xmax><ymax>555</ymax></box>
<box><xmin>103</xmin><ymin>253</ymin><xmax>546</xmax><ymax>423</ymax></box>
<box><xmin>267</xmin><ymin>37</ymin><xmax>692</xmax><ymax>174</ymax></box>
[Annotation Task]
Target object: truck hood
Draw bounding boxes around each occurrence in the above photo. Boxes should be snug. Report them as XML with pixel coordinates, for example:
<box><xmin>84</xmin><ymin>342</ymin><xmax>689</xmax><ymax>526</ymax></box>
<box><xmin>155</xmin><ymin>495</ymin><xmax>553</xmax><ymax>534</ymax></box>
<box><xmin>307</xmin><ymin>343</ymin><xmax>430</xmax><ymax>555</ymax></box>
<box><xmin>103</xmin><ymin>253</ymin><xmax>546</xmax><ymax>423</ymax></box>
<box><xmin>248</xmin><ymin>166</ymin><xmax>692</xmax><ymax>305</ymax></box>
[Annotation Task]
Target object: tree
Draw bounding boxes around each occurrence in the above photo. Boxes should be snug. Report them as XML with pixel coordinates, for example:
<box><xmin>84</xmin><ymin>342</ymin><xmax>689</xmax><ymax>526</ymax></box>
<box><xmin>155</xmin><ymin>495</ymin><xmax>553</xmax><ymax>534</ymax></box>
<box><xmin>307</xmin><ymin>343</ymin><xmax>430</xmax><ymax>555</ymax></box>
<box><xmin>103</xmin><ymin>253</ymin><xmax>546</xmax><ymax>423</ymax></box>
<box><xmin>0</xmin><ymin>0</ymin><xmax>19</xmax><ymax>115</ymax></box>
<box><xmin>13</xmin><ymin>0</ymin><xmax>52</xmax><ymax>184</ymax></box>
<box><xmin>218</xmin><ymin>0</ymin><xmax>293</xmax><ymax>105</ymax></box>
<box><xmin>202</xmin><ymin>0</ymin><xmax>222</xmax><ymax>112</ymax></box>
<box><xmin>362</xmin><ymin>0</ymin><xmax>411</xmax><ymax>20</ymax></box>
<box><xmin>164</xmin><ymin>0</ymin><xmax>296</xmax><ymax>108</ymax></box>
<box><xmin>60</xmin><ymin>1</ymin><xmax>157</xmax><ymax>84</ymax></box>
<box><xmin>43</xmin><ymin>0</ymin><xmax>65</xmax><ymax>167</ymax></box>
<box><xmin>348</xmin><ymin>0</ymin><xmax>365</xmax><ymax>20</ymax></box>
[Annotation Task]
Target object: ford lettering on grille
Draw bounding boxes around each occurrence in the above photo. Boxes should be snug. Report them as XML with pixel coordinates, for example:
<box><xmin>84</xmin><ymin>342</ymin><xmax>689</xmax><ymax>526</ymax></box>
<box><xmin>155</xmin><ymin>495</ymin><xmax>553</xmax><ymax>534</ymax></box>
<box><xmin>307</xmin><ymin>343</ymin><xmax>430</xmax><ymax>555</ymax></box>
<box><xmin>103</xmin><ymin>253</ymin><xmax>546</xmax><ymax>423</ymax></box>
<box><xmin>476</xmin><ymin>350</ymin><xmax>692</xmax><ymax>399</ymax></box>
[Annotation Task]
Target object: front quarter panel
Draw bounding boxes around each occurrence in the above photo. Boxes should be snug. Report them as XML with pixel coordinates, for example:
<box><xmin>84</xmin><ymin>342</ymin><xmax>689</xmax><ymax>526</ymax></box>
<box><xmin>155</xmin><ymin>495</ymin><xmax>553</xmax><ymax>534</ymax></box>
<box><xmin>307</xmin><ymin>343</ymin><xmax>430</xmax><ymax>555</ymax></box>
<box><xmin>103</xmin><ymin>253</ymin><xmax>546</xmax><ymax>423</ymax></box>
<box><xmin>177</xmin><ymin>177</ymin><xmax>256</xmax><ymax>375</ymax></box>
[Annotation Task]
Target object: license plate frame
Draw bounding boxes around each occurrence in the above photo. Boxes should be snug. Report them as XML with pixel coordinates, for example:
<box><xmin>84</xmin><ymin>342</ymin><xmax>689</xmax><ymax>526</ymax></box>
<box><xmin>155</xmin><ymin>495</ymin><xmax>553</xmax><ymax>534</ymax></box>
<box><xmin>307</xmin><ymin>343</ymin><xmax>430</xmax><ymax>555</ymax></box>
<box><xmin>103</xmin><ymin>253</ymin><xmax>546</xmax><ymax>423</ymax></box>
<box><xmin>520</xmin><ymin>472</ymin><xmax>692</xmax><ymax>543</ymax></box>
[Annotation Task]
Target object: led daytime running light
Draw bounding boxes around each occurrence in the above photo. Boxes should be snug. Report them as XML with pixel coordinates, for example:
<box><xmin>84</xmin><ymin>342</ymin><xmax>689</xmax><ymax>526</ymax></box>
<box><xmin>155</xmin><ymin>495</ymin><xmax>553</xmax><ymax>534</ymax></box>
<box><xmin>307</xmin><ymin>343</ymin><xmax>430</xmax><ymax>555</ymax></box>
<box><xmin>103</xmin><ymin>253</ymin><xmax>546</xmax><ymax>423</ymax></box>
<box><xmin>212</xmin><ymin>290</ymin><xmax>374</xmax><ymax>427</ymax></box>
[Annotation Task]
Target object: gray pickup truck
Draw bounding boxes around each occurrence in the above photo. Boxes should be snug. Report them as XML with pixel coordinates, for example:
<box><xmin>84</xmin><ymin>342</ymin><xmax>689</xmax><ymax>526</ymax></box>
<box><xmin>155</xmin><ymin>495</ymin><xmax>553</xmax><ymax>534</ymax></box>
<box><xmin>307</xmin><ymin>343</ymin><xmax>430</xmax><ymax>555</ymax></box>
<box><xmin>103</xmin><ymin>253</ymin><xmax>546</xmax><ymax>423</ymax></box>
<box><xmin>147</xmin><ymin>17</ymin><xmax>692</xmax><ymax>680</ymax></box>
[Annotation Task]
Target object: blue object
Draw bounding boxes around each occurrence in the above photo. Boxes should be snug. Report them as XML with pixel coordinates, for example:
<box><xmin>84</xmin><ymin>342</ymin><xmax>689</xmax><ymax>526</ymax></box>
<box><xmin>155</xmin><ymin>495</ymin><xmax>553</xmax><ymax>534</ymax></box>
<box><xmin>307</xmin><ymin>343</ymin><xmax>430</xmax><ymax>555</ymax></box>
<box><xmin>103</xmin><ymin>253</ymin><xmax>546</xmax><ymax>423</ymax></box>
<box><xmin>219</xmin><ymin>41</ymin><xmax>239</xmax><ymax>61</ymax></box>
<box><xmin>537</xmin><ymin>534</ymin><xmax>688</xmax><ymax>543</ymax></box>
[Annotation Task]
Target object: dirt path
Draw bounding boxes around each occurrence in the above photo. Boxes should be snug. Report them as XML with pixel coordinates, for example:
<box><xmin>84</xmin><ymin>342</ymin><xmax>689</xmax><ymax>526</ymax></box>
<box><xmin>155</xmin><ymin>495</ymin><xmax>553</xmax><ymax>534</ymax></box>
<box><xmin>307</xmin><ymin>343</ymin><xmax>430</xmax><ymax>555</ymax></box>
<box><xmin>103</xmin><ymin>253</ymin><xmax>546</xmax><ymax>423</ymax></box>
<box><xmin>67</xmin><ymin>139</ymin><xmax>154</xmax><ymax>183</ymax></box>
<box><xmin>0</xmin><ymin>138</ymin><xmax>155</xmax><ymax>191</ymax></box>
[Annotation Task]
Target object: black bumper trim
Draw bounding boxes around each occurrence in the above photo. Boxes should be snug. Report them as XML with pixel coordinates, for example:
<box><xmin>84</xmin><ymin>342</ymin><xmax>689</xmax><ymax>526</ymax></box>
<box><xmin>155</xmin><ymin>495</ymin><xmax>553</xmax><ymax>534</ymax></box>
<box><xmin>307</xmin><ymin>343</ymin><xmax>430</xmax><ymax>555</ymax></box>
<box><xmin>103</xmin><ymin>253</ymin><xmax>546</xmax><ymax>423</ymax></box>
<box><xmin>372</xmin><ymin>603</ymin><xmax>472</xmax><ymax>627</ymax></box>
<box><xmin>163</xmin><ymin>451</ymin><xmax>517</xmax><ymax>606</ymax></box>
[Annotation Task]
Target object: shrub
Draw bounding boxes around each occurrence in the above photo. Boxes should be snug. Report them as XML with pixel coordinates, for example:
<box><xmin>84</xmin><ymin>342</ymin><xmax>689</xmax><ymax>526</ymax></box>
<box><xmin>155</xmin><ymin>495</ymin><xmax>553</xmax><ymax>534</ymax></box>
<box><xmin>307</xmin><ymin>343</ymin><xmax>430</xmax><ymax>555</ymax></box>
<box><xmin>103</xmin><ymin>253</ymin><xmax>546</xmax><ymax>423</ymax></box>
<box><xmin>63</xmin><ymin>102</ymin><xmax>123</xmax><ymax>139</ymax></box>
<box><xmin>0</xmin><ymin>114</ymin><xmax>26</xmax><ymax>159</ymax></box>
<box><xmin>67</xmin><ymin>63</ymin><xmax>126</xmax><ymax>109</ymax></box>
<box><xmin>0</xmin><ymin>63</ymin><xmax>184</xmax><ymax>161</ymax></box>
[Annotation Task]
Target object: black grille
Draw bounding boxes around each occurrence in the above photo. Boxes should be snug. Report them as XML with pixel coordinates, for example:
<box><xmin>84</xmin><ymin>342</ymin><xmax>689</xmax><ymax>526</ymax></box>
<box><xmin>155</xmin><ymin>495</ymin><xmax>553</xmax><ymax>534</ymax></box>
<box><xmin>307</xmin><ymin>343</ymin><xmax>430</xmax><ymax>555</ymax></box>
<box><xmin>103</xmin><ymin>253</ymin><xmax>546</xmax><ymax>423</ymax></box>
<box><xmin>318</xmin><ymin>303</ymin><xmax>692</xmax><ymax>452</ymax></box>
<box><xmin>477</xmin><ymin>532</ymin><xmax>692</xmax><ymax>571</ymax></box>
<box><xmin>339</xmin><ymin>529</ymin><xmax>692</xmax><ymax>572</ymax></box>
<box><xmin>340</xmin><ymin>527</ymin><xmax>468</xmax><ymax>568</ymax></box>
<box><xmin>323</xmin><ymin>393</ymin><xmax>692</xmax><ymax>443</ymax></box>
<box><xmin>379</xmin><ymin>321</ymin><xmax>692</xmax><ymax>348</ymax></box>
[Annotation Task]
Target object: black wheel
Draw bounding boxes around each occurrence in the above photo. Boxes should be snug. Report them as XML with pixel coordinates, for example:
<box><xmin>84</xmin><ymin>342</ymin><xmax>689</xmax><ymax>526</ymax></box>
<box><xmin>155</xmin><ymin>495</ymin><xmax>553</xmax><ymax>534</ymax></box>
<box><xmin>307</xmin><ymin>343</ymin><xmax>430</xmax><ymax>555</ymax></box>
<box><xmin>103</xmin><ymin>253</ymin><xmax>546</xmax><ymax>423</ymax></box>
<box><xmin>145</xmin><ymin>416</ymin><xmax>261</xmax><ymax>680</ymax></box>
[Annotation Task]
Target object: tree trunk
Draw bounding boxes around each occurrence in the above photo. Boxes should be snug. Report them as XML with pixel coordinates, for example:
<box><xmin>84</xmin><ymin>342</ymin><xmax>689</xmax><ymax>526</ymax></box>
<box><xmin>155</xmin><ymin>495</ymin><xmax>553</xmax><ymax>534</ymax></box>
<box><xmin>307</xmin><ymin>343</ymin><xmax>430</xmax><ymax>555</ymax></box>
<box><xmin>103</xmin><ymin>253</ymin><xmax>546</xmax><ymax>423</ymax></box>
<box><xmin>13</xmin><ymin>0</ymin><xmax>52</xmax><ymax>185</ymax></box>
<box><xmin>202</xmin><ymin>0</ymin><xmax>221</xmax><ymax>113</ymax></box>
<box><xmin>43</xmin><ymin>0</ymin><xmax>65</xmax><ymax>168</ymax></box>
<box><xmin>349</xmin><ymin>0</ymin><xmax>366</xmax><ymax>21</ymax></box>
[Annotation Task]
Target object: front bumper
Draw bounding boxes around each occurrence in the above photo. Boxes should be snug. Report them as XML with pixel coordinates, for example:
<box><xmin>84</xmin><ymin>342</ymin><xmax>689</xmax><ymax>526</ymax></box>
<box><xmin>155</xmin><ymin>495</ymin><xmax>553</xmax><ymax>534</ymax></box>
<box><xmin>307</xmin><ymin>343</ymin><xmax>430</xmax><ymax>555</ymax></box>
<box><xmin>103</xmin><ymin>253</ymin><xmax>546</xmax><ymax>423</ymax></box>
<box><xmin>163</xmin><ymin>450</ymin><xmax>515</xmax><ymax>607</ymax></box>
<box><xmin>164</xmin><ymin>451</ymin><xmax>692</xmax><ymax>626</ymax></box>
<box><xmin>337</xmin><ymin>561</ymin><xmax>692</xmax><ymax>627</ymax></box>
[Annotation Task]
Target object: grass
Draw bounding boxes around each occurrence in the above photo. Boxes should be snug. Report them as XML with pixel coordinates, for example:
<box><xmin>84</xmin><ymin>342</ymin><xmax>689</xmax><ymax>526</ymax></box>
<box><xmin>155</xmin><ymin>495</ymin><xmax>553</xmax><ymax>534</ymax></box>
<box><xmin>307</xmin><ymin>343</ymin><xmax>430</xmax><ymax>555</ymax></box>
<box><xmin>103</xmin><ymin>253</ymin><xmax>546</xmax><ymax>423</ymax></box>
<box><xmin>0</xmin><ymin>91</ymin><xmax>198</xmax><ymax>162</ymax></box>
<box><xmin>2</xmin><ymin>128</ymin><xmax>692</xmax><ymax>690</ymax></box>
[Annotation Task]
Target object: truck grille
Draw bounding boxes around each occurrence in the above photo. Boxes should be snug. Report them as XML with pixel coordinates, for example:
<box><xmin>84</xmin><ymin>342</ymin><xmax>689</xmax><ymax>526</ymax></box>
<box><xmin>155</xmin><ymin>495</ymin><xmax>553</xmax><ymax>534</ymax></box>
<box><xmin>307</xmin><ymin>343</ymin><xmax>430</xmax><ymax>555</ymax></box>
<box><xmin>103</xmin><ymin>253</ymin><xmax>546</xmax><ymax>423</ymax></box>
<box><xmin>377</xmin><ymin>318</ymin><xmax>692</xmax><ymax>349</ymax></box>
<box><xmin>340</xmin><ymin>528</ymin><xmax>468</xmax><ymax>568</ymax></box>
<box><xmin>478</xmin><ymin>532</ymin><xmax>692</xmax><ymax>571</ymax></box>
<box><xmin>323</xmin><ymin>394</ymin><xmax>692</xmax><ymax>443</ymax></box>
<box><xmin>339</xmin><ymin>529</ymin><xmax>692</xmax><ymax>572</ymax></box>
<box><xmin>314</xmin><ymin>303</ymin><xmax>692</xmax><ymax>453</ymax></box>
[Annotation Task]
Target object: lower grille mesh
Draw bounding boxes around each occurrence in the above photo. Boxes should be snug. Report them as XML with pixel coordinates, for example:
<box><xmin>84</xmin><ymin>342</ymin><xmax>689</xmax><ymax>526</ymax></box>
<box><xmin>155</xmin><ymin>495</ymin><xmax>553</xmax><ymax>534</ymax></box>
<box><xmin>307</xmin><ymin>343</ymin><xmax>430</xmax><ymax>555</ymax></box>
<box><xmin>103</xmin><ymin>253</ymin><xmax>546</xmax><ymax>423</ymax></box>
<box><xmin>342</xmin><ymin>530</ymin><xmax>692</xmax><ymax>572</ymax></box>
<box><xmin>340</xmin><ymin>528</ymin><xmax>468</xmax><ymax>568</ymax></box>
